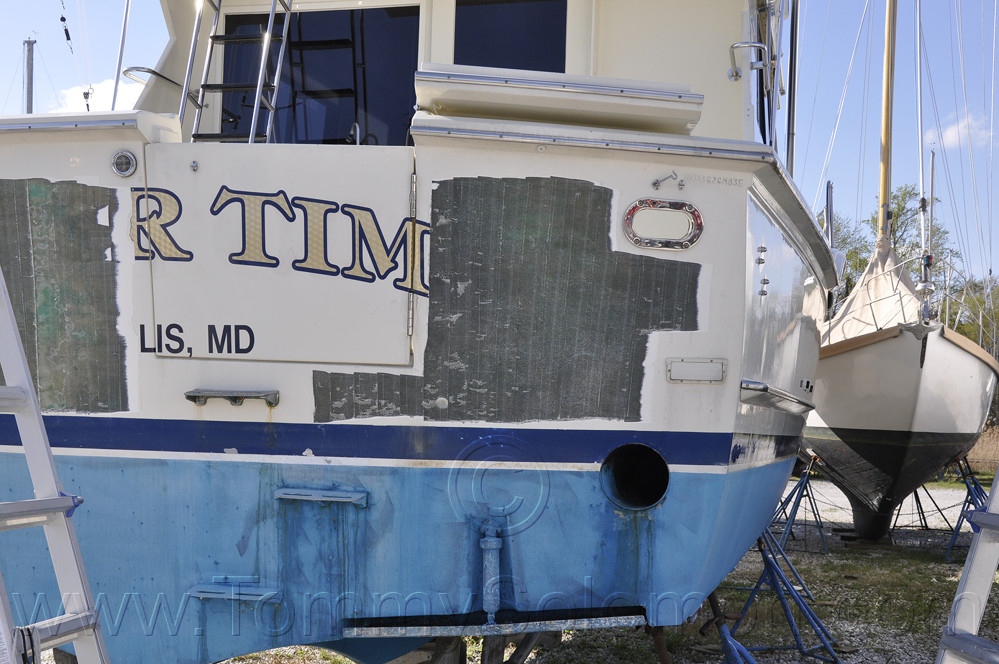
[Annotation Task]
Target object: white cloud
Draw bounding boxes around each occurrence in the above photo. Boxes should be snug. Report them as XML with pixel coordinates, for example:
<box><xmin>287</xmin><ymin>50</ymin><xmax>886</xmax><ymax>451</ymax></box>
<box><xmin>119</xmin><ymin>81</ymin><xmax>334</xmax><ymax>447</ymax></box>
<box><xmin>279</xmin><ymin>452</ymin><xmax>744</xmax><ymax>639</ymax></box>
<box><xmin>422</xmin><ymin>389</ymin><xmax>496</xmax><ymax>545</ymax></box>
<box><xmin>47</xmin><ymin>78</ymin><xmax>144</xmax><ymax>113</ymax></box>
<box><xmin>925</xmin><ymin>112</ymin><xmax>992</xmax><ymax>150</ymax></box>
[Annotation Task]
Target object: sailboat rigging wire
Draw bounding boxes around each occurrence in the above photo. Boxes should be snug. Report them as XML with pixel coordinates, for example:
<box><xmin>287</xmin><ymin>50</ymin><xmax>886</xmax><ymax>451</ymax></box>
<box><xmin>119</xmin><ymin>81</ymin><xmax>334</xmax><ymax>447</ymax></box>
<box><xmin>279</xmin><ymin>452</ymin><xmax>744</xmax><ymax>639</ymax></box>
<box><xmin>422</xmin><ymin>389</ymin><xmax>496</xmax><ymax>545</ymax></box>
<box><xmin>922</xmin><ymin>31</ymin><xmax>974</xmax><ymax>283</ymax></box>
<box><xmin>954</xmin><ymin>2</ymin><xmax>989</xmax><ymax>285</ymax></box>
<box><xmin>988</xmin><ymin>0</ymin><xmax>997</xmax><ymax>275</ymax></box>
<box><xmin>1</xmin><ymin>48</ymin><xmax>23</xmax><ymax>115</ymax></box>
<box><xmin>944</xmin><ymin>7</ymin><xmax>971</xmax><ymax>246</ymax></box>
<box><xmin>73</xmin><ymin>0</ymin><xmax>94</xmax><ymax>95</ymax></box>
<box><xmin>916</xmin><ymin>0</ymin><xmax>927</xmax><ymax>254</ymax></box>
<box><xmin>798</xmin><ymin>0</ymin><xmax>832</xmax><ymax>186</ymax></box>
<box><xmin>855</xmin><ymin>7</ymin><xmax>875</xmax><ymax>224</ymax></box>
<box><xmin>35</xmin><ymin>45</ymin><xmax>63</xmax><ymax>109</ymax></box>
<box><xmin>810</xmin><ymin>0</ymin><xmax>872</xmax><ymax>213</ymax></box>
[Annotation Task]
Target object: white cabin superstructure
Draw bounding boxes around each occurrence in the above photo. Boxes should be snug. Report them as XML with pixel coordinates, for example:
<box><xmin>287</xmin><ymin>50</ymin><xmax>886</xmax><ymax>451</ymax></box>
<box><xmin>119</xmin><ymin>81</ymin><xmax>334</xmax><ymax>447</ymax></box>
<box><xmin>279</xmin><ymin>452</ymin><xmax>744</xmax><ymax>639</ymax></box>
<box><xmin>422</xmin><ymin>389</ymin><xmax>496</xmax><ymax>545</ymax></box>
<box><xmin>135</xmin><ymin>0</ymin><xmax>772</xmax><ymax>144</ymax></box>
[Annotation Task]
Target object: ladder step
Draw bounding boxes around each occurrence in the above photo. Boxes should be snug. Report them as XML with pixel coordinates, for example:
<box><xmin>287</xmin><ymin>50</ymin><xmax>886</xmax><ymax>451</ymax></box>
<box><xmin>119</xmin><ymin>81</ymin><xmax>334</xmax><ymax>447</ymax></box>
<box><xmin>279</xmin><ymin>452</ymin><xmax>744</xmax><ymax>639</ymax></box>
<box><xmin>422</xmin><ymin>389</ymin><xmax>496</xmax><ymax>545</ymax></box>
<box><xmin>968</xmin><ymin>509</ymin><xmax>999</xmax><ymax>532</ymax></box>
<box><xmin>0</xmin><ymin>495</ymin><xmax>81</xmax><ymax>532</ymax></box>
<box><xmin>211</xmin><ymin>33</ymin><xmax>284</xmax><ymax>45</ymax></box>
<box><xmin>201</xmin><ymin>83</ymin><xmax>276</xmax><ymax>93</ymax></box>
<box><xmin>21</xmin><ymin>611</ymin><xmax>99</xmax><ymax>652</ymax></box>
<box><xmin>288</xmin><ymin>38</ymin><xmax>353</xmax><ymax>51</ymax></box>
<box><xmin>298</xmin><ymin>88</ymin><xmax>357</xmax><ymax>100</ymax></box>
<box><xmin>191</xmin><ymin>132</ymin><xmax>269</xmax><ymax>143</ymax></box>
<box><xmin>0</xmin><ymin>385</ymin><xmax>30</xmax><ymax>412</ymax></box>
<box><xmin>940</xmin><ymin>632</ymin><xmax>999</xmax><ymax>664</ymax></box>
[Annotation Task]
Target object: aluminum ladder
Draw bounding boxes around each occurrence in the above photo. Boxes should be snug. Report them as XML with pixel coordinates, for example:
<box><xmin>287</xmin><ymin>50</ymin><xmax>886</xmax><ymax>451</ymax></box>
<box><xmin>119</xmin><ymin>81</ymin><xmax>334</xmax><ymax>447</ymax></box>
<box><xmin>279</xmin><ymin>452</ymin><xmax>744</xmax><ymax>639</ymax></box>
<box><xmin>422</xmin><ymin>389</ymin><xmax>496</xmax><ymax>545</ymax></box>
<box><xmin>0</xmin><ymin>263</ymin><xmax>109</xmax><ymax>664</ymax></box>
<box><xmin>185</xmin><ymin>0</ymin><xmax>292</xmax><ymax>143</ymax></box>
<box><xmin>937</xmin><ymin>466</ymin><xmax>999</xmax><ymax>663</ymax></box>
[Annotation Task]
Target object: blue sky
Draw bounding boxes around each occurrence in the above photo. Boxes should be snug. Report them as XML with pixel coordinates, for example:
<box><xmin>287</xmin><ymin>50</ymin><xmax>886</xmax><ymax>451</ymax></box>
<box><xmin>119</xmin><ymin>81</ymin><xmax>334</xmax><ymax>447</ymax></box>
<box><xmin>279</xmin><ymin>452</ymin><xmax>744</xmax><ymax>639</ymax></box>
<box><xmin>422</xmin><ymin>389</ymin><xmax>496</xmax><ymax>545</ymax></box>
<box><xmin>791</xmin><ymin>1</ymin><xmax>997</xmax><ymax>278</ymax></box>
<box><xmin>0</xmin><ymin>1</ymin><xmax>167</xmax><ymax>115</ymax></box>
<box><xmin>1</xmin><ymin>0</ymin><xmax>996</xmax><ymax>278</ymax></box>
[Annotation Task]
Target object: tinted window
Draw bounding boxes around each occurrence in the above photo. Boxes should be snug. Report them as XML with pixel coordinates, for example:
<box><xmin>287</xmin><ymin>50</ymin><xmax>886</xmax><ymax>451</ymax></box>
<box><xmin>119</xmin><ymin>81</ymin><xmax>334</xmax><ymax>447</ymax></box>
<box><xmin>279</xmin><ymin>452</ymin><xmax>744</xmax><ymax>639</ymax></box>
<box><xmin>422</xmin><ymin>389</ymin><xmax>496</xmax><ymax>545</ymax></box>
<box><xmin>222</xmin><ymin>8</ymin><xmax>419</xmax><ymax>145</ymax></box>
<box><xmin>454</xmin><ymin>0</ymin><xmax>566</xmax><ymax>73</ymax></box>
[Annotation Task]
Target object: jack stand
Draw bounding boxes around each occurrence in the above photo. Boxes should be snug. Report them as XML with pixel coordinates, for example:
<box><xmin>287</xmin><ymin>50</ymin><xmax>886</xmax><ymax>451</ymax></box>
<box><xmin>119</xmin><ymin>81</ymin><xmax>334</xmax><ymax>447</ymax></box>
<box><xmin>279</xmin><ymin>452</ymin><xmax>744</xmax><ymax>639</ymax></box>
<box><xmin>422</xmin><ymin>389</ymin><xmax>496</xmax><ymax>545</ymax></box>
<box><xmin>731</xmin><ymin>533</ymin><xmax>840</xmax><ymax>663</ymax></box>
<box><xmin>945</xmin><ymin>456</ymin><xmax>989</xmax><ymax>562</ymax></box>
<box><xmin>772</xmin><ymin>457</ymin><xmax>828</xmax><ymax>553</ymax></box>
<box><xmin>891</xmin><ymin>485</ymin><xmax>952</xmax><ymax>533</ymax></box>
<box><xmin>702</xmin><ymin>592</ymin><xmax>758</xmax><ymax>664</ymax></box>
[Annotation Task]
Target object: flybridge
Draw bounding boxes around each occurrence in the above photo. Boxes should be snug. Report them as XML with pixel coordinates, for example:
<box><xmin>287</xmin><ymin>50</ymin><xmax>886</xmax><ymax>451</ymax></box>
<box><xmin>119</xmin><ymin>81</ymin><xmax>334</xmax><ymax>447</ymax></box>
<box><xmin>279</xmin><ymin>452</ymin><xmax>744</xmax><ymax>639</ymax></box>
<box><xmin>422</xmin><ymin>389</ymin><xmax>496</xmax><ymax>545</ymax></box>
<box><xmin>131</xmin><ymin>186</ymin><xmax>430</xmax><ymax>297</ymax></box>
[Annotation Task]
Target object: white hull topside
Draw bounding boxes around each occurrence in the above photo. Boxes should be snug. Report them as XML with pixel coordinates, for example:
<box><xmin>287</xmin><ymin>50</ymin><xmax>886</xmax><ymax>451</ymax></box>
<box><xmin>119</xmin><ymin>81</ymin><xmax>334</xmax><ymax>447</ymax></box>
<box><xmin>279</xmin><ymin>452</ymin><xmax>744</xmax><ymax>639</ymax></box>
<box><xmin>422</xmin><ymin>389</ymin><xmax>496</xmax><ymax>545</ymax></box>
<box><xmin>0</xmin><ymin>110</ymin><xmax>831</xmax><ymax>443</ymax></box>
<box><xmin>806</xmin><ymin>322</ymin><xmax>997</xmax><ymax>439</ymax></box>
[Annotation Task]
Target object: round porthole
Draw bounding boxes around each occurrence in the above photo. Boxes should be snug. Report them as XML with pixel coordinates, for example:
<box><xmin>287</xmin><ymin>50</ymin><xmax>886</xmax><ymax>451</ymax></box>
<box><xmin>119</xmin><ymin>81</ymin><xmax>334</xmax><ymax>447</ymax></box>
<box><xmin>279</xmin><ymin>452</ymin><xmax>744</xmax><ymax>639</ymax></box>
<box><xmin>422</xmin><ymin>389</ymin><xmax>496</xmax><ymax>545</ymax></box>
<box><xmin>600</xmin><ymin>443</ymin><xmax>670</xmax><ymax>510</ymax></box>
<box><xmin>111</xmin><ymin>150</ymin><xmax>137</xmax><ymax>178</ymax></box>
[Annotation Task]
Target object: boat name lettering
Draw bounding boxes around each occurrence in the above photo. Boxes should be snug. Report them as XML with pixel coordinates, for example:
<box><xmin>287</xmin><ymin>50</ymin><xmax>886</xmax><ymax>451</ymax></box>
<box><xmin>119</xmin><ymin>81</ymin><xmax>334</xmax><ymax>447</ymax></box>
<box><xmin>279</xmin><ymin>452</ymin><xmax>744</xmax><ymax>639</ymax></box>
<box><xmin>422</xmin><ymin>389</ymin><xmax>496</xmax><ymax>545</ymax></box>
<box><xmin>130</xmin><ymin>186</ymin><xmax>431</xmax><ymax>297</ymax></box>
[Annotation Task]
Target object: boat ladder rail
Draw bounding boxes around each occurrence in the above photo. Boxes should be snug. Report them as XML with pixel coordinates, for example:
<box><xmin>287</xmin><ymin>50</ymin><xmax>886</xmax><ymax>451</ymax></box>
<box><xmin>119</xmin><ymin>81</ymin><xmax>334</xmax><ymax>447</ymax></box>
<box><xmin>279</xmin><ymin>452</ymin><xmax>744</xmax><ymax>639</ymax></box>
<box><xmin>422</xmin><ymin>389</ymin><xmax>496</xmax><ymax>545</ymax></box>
<box><xmin>0</xmin><ymin>264</ymin><xmax>110</xmax><ymax>663</ymax></box>
<box><xmin>937</xmin><ymin>462</ymin><xmax>999</xmax><ymax>663</ymax></box>
<box><xmin>183</xmin><ymin>0</ymin><xmax>293</xmax><ymax>143</ymax></box>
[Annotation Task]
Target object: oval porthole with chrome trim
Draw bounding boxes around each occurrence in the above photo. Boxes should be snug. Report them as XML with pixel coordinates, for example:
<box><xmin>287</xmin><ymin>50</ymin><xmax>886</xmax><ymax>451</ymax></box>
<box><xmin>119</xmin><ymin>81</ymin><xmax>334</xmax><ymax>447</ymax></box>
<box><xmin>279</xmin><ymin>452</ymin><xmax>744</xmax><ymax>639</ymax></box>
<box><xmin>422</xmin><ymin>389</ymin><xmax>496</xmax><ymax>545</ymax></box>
<box><xmin>111</xmin><ymin>150</ymin><xmax>137</xmax><ymax>178</ymax></box>
<box><xmin>623</xmin><ymin>199</ymin><xmax>703</xmax><ymax>250</ymax></box>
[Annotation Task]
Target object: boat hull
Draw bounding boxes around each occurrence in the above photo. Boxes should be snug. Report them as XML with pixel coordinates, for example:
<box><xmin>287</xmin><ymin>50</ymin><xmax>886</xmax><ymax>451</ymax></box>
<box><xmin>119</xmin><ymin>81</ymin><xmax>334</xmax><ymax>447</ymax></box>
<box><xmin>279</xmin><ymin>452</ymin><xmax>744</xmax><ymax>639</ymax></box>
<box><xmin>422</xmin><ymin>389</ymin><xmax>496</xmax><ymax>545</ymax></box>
<box><xmin>0</xmin><ymin>418</ymin><xmax>795</xmax><ymax>663</ymax></box>
<box><xmin>0</xmin><ymin>109</ymin><xmax>831</xmax><ymax>662</ymax></box>
<box><xmin>804</xmin><ymin>325</ymin><xmax>997</xmax><ymax>539</ymax></box>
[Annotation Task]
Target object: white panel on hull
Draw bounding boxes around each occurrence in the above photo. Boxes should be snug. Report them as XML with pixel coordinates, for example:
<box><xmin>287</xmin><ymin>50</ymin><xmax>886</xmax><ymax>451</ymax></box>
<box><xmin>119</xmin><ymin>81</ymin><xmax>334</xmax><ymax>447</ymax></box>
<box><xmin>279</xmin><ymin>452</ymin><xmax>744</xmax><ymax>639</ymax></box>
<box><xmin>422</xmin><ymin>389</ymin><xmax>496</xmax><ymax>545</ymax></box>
<box><xmin>142</xmin><ymin>143</ymin><xmax>418</xmax><ymax>365</ymax></box>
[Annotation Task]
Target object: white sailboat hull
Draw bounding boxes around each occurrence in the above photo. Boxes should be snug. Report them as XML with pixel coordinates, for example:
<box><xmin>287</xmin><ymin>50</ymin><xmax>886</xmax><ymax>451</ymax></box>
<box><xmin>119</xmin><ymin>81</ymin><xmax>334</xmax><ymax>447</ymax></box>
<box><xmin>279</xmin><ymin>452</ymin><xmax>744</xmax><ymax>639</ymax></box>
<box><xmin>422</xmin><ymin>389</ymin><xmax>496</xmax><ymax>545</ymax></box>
<box><xmin>803</xmin><ymin>324</ymin><xmax>998</xmax><ymax>538</ymax></box>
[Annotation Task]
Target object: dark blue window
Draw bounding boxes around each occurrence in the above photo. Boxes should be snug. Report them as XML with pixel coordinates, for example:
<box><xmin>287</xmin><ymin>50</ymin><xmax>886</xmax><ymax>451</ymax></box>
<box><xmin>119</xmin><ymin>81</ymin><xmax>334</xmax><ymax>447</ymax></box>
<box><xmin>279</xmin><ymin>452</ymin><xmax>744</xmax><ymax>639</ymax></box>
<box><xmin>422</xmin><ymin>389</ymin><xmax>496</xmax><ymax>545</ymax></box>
<box><xmin>454</xmin><ymin>0</ymin><xmax>567</xmax><ymax>73</ymax></box>
<box><xmin>222</xmin><ymin>8</ymin><xmax>419</xmax><ymax>145</ymax></box>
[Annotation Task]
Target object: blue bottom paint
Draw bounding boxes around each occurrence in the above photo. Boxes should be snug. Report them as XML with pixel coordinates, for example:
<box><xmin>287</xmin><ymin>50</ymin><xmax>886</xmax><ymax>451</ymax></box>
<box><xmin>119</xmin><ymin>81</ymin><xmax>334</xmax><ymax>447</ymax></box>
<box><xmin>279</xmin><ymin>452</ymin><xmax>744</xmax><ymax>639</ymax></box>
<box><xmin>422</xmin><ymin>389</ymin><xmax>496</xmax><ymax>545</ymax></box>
<box><xmin>0</xmin><ymin>428</ymin><xmax>794</xmax><ymax>664</ymax></box>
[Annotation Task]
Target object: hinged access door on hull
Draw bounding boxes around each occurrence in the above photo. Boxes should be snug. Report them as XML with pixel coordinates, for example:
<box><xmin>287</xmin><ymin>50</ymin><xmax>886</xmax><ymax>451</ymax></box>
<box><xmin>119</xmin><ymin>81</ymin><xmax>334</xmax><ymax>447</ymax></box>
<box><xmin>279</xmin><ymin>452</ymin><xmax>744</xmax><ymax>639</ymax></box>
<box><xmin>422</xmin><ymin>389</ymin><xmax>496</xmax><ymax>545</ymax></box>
<box><xmin>140</xmin><ymin>143</ymin><xmax>421</xmax><ymax>365</ymax></box>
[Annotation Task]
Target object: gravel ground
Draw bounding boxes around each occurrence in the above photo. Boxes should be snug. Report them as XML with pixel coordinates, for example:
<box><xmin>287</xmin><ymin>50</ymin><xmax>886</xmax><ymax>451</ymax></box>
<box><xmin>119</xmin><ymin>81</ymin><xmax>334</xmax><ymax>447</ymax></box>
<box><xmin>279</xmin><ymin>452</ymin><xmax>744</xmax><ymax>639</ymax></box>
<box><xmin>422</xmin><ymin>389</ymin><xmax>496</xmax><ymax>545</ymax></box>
<box><xmin>40</xmin><ymin>479</ymin><xmax>997</xmax><ymax>664</ymax></box>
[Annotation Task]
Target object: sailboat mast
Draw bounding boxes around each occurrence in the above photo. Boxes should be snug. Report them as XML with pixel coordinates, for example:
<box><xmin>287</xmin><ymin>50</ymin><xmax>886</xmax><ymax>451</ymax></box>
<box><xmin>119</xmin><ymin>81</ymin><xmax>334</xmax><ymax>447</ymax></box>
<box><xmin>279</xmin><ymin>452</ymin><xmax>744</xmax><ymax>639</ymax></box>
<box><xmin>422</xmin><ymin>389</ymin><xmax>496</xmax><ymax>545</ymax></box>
<box><xmin>877</xmin><ymin>0</ymin><xmax>898</xmax><ymax>243</ymax></box>
<box><xmin>916</xmin><ymin>0</ymin><xmax>927</xmax><ymax>254</ymax></box>
<box><xmin>23</xmin><ymin>38</ymin><xmax>35</xmax><ymax>115</ymax></box>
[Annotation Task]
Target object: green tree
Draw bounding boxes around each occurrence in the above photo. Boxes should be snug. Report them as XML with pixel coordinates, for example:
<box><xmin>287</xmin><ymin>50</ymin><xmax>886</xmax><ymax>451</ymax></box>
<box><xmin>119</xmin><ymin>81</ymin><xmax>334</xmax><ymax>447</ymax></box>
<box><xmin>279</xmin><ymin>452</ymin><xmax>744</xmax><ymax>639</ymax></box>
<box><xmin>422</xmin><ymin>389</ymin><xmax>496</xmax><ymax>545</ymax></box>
<box><xmin>952</xmin><ymin>277</ymin><xmax>999</xmax><ymax>350</ymax></box>
<box><xmin>862</xmin><ymin>183</ymin><xmax>957</xmax><ymax>267</ymax></box>
<box><xmin>826</xmin><ymin>212</ymin><xmax>874</xmax><ymax>295</ymax></box>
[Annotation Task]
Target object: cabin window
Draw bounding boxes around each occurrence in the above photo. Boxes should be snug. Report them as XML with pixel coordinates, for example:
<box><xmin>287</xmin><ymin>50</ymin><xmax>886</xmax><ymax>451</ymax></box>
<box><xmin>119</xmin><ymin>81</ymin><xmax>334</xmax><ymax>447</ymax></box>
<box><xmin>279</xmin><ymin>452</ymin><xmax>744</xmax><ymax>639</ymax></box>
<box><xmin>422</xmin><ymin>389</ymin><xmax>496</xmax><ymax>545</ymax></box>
<box><xmin>221</xmin><ymin>8</ymin><xmax>419</xmax><ymax>145</ymax></box>
<box><xmin>454</xmin><ymin>0</ymin><xmax>566</xmax><ymax>73</ymax></box>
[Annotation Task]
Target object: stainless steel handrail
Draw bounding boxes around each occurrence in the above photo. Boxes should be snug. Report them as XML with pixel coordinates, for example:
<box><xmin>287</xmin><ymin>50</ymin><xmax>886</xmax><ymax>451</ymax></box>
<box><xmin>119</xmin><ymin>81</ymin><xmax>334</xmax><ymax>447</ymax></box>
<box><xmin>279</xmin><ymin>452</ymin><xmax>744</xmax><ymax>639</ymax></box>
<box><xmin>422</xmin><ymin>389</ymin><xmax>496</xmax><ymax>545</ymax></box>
<box><xmin>123</xmin><ymin>67</ymin><xmax>203</xmax><ymax>110</ymax></box>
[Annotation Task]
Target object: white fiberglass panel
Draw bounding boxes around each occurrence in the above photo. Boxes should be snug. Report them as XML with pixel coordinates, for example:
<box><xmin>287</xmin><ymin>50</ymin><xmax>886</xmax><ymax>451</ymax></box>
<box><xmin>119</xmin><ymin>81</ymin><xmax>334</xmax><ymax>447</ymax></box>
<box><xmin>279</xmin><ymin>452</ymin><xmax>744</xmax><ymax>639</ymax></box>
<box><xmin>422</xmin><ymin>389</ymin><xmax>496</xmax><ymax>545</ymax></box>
<box><xmin>142</xmin><ymin>143</ymin><xmax>418</xmax><ymax>365</ymax></box>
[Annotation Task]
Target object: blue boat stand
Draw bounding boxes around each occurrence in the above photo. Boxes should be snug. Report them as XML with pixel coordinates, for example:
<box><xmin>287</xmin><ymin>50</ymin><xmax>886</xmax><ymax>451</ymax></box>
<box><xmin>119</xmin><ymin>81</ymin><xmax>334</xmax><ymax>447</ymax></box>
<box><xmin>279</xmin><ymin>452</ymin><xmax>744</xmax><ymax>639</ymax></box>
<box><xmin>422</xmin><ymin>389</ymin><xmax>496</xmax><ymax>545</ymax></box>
<box><xmin>945</xmin><ymin>456</ymin><xmax>989</xmax><ymax>562</ymax></box>
<box><xmin>702</xmin><ymin>592</ymin><xmax>759</xmax><ymax>664</ymax></box>
<box><xmin>728</xmin><ymin>533</ymin><xmax>840</xmax><ymax>663</ymax></box>
<box><xmin>697</xmin><ymin>463</ymin><xmax>839</xmax><ymax>663</ymax></box>
<box><xmin>771</xmin><ymin>458</ymin><xmax>828</xmax><ymax>554</ymax></box>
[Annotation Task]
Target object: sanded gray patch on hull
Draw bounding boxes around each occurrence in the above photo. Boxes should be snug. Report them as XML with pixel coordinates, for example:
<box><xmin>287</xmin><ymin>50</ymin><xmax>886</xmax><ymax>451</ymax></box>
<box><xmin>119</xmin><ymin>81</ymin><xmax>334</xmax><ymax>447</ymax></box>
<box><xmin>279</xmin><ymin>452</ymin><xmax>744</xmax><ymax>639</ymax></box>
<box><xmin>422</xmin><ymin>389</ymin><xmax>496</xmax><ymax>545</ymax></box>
<box><xmin>0</xmin><ymin>179</ymin><xmax>126</xmax><ymax>412</ymax></box>
<box><xmin>423</xmin><ymin>176</ymin><xmax>699</xmax><ymax>423</ymax></box>
<box><xmin>314</xmin><ymin>371</ymin><xmax>423</xmax><ymax>421</ymax></box>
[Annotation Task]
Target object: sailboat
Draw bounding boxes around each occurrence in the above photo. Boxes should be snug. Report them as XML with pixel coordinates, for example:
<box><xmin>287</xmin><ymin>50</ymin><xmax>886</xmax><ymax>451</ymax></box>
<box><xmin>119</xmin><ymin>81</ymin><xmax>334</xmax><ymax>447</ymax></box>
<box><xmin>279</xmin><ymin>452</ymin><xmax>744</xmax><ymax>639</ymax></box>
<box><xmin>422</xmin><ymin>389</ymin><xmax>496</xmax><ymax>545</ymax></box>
<box><xmin>803</xmin><ymin>0</ymin><xmax>999</xmax><ymax>541</ymax></box>
<box><xmin>0</xmin><ymin>1</ymin><xmax>835</xmax><ymax>662</ymax></box>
